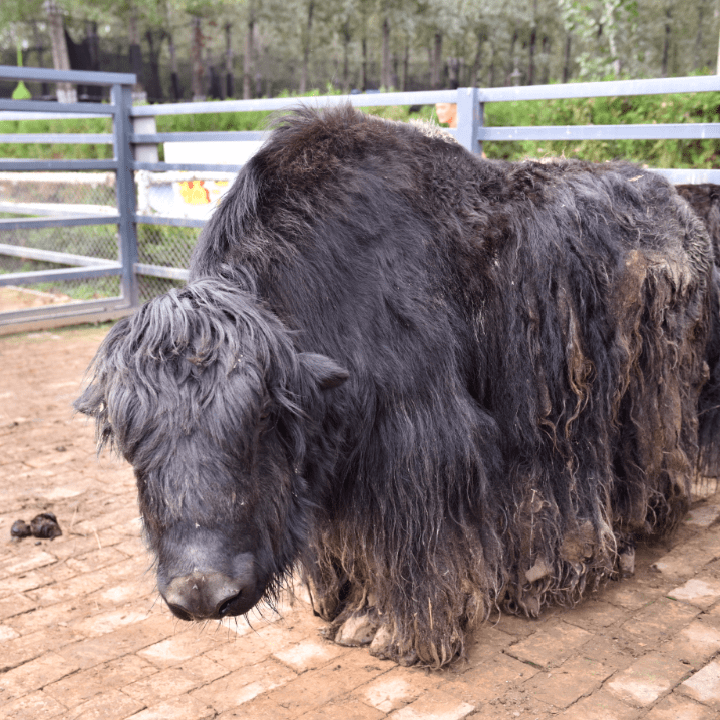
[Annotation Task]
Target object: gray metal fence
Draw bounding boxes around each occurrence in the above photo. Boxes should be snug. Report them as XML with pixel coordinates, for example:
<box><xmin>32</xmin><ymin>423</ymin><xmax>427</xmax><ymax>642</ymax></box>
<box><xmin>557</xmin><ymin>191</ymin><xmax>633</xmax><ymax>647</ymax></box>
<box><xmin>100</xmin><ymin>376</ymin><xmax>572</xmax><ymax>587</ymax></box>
<box><xmin>1</xmin><ymin>66</ymin><xmax>719</xmax><ymax>334</ymax></box>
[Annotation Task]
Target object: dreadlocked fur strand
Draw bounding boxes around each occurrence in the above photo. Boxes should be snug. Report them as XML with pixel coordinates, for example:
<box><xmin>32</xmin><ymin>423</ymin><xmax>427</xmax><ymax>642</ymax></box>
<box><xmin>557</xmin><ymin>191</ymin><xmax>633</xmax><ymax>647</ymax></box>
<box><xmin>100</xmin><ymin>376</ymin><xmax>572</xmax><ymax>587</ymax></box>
<box><xmin>676</xmin><ymin>183</ymin><xmax>720</xmax><ymax>479</ymax></box>
<box><xmin>77</xmin><ymin>105</ymin><xmax>720</xmax><ymax>668</ymax></box>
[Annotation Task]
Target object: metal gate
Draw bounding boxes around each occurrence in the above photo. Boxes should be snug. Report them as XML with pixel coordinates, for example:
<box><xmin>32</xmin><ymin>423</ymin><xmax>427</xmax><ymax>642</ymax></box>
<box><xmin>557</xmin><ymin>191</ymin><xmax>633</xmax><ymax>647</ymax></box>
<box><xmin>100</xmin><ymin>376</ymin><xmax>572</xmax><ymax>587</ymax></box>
<box><xmin>2</xmin><ymin>66</ymin><xmax>719</xmax><ymax>334</ymax></box>
<box><xmin>0</xmin><ymin>66</ymin><xmax>137</xmax><ymax>334</ymax></box>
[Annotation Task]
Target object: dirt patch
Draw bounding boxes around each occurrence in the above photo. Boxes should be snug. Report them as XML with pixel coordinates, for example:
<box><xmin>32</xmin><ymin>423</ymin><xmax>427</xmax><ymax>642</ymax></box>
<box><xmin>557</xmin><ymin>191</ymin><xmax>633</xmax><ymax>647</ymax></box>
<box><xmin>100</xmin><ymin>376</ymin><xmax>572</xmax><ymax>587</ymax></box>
<box><xmin>0</xmin><ymin>286</ymin><xmax>73</xmax><ymax>313</ymax></box>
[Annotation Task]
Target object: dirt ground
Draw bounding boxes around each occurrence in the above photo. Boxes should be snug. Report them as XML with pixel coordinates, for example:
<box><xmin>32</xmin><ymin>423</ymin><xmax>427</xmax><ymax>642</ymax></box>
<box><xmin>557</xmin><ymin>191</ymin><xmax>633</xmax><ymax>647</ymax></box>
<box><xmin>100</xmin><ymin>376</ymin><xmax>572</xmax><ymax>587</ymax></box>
<box><xmin>0</xmin><ymin>287</ymin><xmax>74</xmax><ymax>313</ymax></box>
<box><xmin>1</xmin><ymin>325</ymin><xmax>720</xmax><ymax>720</ymax></box>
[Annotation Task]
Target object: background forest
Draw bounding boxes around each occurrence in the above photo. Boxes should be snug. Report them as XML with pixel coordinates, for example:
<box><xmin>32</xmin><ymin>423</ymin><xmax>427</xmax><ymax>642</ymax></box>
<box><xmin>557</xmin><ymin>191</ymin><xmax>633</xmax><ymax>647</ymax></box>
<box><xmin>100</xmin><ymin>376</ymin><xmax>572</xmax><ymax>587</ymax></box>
<box><xmin>1</xmin><ymin>0</ymin><xmax>720</xmax><ymax>103</ymax></box>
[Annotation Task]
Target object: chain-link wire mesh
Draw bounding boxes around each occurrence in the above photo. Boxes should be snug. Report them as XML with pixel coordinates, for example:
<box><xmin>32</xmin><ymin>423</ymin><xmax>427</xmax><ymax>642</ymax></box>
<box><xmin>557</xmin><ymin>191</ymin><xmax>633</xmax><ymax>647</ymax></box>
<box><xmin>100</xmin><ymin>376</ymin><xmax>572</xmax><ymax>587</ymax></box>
<box><xmin>137</xmin><ymin>276</ymin><xmax>186</xmax><ymax>304</ymax></box>
<box><xmin>136</xmin><ymin>223</ymin><xmax>199</xmax><ymax>269</ymax></box>
<box><xmin>0</xmin><ymin>173</ymin><xmax>204</xmax><ymax>313</ymax></box>
<box><xmin>135</xmin><ymin>223</ymin><xmax>200</xmax><ymax>303</ymax></box>
<box><xmin>0</xmin><ymin>173</ymin><xmax>116</xmax><ymax>207</ymax></box>
<box><xmin>0</xmin><ymin>223</ymin><xmax>120</xmax><ymax>266</ymax></box>
<box><xmin>0</xmin><ymin>172</ymin><xmax>121</xmax><ymax>311</ymax></box>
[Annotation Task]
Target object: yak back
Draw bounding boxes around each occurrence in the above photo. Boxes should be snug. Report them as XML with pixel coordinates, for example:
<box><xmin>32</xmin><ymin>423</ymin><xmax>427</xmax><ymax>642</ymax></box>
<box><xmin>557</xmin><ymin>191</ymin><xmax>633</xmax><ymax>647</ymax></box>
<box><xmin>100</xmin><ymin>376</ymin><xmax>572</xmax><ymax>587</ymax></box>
<box><xmin>191</xmin><ymin>105</ymin><xmax>714</xmax><ymax>494</ymax></box>
<box><xmin>191</xmin><ymin>105</ymin><xmax>711</xmax><ymax>445</ymax></box>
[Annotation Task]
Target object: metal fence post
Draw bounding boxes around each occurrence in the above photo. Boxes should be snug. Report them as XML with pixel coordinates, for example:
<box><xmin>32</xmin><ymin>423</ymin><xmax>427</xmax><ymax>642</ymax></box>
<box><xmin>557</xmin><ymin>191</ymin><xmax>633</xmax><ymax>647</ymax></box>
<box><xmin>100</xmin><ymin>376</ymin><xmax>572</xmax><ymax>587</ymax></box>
<box><xmin>456</xmin><ymin>87</ymin><xmax>482</xmax><ymax>155</ymax></box>
<box><xmin>131</xmin><ymin>115</ymin><xmax>159</xmax><ymax>163</ymax></box>
<box><xmin>111</xmin><ymin>81</ymin><xmax>140</xmax><ymax>309</ymax></box>
<box><xmin>477</xmin><ymin>100</ymin><xmax>484</xmax><ymax>157</ymax></box>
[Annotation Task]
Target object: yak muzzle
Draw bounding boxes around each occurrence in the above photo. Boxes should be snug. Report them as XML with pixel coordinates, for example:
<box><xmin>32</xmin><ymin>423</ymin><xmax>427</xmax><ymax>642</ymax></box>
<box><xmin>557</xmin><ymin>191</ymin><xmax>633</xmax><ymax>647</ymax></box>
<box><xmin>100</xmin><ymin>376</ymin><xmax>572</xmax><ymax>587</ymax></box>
<box><xmin>163</xmin><ymin>568</ymin><xmax>260</xmax><ymax>621</ymax></box>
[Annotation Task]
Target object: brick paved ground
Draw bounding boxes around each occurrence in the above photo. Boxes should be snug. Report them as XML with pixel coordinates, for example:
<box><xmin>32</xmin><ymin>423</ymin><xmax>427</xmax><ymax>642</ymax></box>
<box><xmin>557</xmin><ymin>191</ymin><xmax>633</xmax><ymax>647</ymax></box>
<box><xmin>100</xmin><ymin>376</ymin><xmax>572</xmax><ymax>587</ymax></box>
<box><xmin>2</xmin><ymin>325</ymin><xmax>720</xmax><ymax>720</ymax></box>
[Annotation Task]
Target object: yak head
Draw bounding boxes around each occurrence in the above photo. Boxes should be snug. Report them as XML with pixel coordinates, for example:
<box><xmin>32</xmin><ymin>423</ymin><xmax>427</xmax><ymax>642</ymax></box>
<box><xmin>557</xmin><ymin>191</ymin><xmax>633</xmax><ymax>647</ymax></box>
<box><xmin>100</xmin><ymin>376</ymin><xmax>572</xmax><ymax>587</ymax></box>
<box><xmin>75</xmin><ymin>277</ymin><xmax>347</xmax><ymax>622</ymax></box>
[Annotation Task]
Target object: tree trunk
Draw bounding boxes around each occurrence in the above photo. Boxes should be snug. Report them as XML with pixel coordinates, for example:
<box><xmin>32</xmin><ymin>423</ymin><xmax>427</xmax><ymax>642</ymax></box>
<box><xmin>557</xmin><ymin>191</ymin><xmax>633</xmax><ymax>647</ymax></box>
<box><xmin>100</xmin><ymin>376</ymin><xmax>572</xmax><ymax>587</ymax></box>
<box><xmin>33</xmin><ymin>21</ymin><xmax>51</xmax><ymax>97</ymax></box>
<box><xmin>661</xmin><ymin>7</ymin><xmax>671</xmax><ymax>77</ymax></box>
<box><xmin>226</xmin><ymin>22</ymin><xmax>235</xmax><ymax>98</ymax></box>
<box><xmin>341</xmin><ymin>21</ymin><xmax>351</xmax><ymax>91</ymax></box>
<box><xmin>604</xmin><ymin>0</ymin><xmax>621</xmax><ymax>77</ymax></box>
<box><xmin>255</xmin><ymin>44</ymin><xmax>263</xmax><ymax>98</ymax></box>
<box><xmin>381</xmin><ymin>17</ymin><xmax>391</xmax><ymax>89</ymax></box>
<box><xmin>128</xmin><ymin>7</ymin><xmax>144</xmax><ymax>96</ymax></box>
<box><xmin>430</xmin><ymin>31</ymin><xmax>442</xmax><ymax>89</ymax></box>
<box><xmin>527</xmin><ymin>32</ymin><xmax>536</xmax><ymax>85</ymax></box>
<box><xmin>527</xmin><ymin>0</ymin><xmax>538</xmax><ymax>85</ymax></box>
<box><xmin>86</xmin><ymin>21</ymin><xmax>99</xmax><ymax>70</ymax></box>
<box><xmin>470</xmin><ymin>30</ymin><xmax>485</xmax><ymax>86</ymax></box>
<box><xmin>165</xmin><ymin>3</ymin><xmax>181</xmax><ymax>100</ymax></box>
<box><xmin>447</xmin><ymin>56</ymin><xmax>462</xmax><ymax>88</ymax></box>
<box><xmin>542</xmin><ymin>35</ymin><xmax>551</xmax><ymax>84</ymax></box>
<box><xmin>402</xmin><ymin>41</ymin><xmax>409</xmax><ymax>91</ymax></box>
<box><xmin>44</xmin><ymin>0</ymin><xmax>76</xmax><ymax>102</ymax></box>
<box><xmin>243</xmin><ymin>10</ymin><xmax>255</xmax><ymax>99</ymax></box>
<box><xmin>145</xmin><ymin>29</ymin><xmax>163</xmax><ymax>102</ymax></box>
<box><xmin>563</xmin><ymin>29</ymin><xmax>572</xmax><ymax>83</ymax></box>
<box><xmin>488</xmin><ymin>40</ymin><xmax>496</xmax><ymax>87</ymax></box>
<box><xmin>191</xmin><ymin>16</ymin><xmax>205</xmax><ymax>100</ymax></box>
<box><xmin>362</xmin><ymin>36</ymin><xmax>368</xmax><ymax>90</ymax></box>
<box><xmin>207</xmin><ymin>38</ymin><xmax>221</xmax><ymax>99</ymax></box>
<box><xmin>300</xmin><ymin>1</ymin><xmax>315</xmax><ymax>94</ymax></box>
<box><xmin>695</xmin><ymin>0</ymin><xmax>707</xmax><ymax>70</ymax></box>
<box><xmin>506</xmin><ymin>28</ymin><xmax>518</xmax><ymax>85</ymax></box>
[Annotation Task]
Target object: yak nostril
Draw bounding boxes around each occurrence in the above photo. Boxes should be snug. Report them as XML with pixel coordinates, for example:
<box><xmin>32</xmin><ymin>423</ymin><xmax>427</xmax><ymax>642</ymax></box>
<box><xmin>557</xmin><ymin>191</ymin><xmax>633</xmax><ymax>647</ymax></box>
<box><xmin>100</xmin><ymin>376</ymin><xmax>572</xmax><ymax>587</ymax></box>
<box><xmin>218</xmin><ymin>592</ymin><xmax>242</xmax><ymax>617</ymax></box>
<box><xmin>166</xmin><ymin>603</ymin><xmax>194</xmax><ymax>622</ymax></box>
<box><xmin>163</xmin><ymin>569</ymin><xmax>257</xmax><ymax>620</ymax></box>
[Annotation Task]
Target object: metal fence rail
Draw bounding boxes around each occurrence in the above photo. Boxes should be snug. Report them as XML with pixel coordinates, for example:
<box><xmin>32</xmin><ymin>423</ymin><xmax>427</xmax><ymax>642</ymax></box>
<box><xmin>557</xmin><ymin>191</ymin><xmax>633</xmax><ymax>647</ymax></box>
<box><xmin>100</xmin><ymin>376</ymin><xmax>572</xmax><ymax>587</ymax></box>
<box><xmin>1</xmin><ymin>67</ymin><xmax>719</xmax><ymax>333</ymax></box>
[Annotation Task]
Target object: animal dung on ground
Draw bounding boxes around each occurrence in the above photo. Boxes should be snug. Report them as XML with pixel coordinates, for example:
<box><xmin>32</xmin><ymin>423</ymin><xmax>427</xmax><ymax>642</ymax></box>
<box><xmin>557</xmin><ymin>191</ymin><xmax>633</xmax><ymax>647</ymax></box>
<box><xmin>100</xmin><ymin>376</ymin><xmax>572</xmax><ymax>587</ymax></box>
<box><xmin>31</xmin><ymin>512</ymin><xmax>62</xmax><ymax>538</ymax></box>
<box><xmin>77</xmin><ymin>105</ymin><xmax>720</xmax><ymax>667</ymax></box>
<box><xmin>11</xmin><ymin>512</ymin><xmax>62</xmax><ymax>540</ymax></box>
<box><xmin>10</xmin><ymin>519</ymin><xmax>31</xmax><ymax>538</ymax></box>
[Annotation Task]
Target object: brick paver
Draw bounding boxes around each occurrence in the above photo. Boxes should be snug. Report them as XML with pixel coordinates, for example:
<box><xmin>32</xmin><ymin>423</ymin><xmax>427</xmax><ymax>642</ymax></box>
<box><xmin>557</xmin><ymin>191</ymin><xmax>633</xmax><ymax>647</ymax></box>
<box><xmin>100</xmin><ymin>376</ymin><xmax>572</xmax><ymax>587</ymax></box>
<box><xmin>2</xmin><ymin>325</ymin><xmax>720</xmax><ymax>719</ymax></box>
<box><xmin>678</xmin><ymin>659</ymin><xmax>720</xmax><ymax>709</ymax></box>
<box><xmin>606</xmin><ymin>652</ymin><xmax>692</xmax><ymax>707</ymax></box>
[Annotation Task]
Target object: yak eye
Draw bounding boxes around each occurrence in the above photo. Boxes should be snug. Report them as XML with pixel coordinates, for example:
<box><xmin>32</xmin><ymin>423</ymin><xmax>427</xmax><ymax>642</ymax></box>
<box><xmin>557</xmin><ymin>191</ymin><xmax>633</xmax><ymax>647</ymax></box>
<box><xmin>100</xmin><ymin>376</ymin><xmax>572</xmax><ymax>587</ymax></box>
<box><xmin>258</xmin><ymin>402</ymin><xmax>271</xmax><ymax>421</ymax></box>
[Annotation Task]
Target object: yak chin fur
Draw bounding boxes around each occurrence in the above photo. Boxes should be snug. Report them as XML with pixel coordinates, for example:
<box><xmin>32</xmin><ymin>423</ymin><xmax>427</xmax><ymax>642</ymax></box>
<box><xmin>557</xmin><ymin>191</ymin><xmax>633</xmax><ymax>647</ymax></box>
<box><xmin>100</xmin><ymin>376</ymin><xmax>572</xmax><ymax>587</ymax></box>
<box><xmin>78</xmin><ymin>104</ymin><xmax>720</xmax><ymax>668</ymax></box>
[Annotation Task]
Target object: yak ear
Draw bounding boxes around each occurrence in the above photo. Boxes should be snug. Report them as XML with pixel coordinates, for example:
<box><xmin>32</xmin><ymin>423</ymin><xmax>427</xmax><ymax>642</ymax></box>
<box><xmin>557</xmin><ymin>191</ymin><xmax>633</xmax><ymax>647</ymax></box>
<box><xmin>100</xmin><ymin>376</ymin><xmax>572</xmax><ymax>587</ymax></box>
<box><xmin>298</xmin><ymin>352</ymin><xmax>349</xmax><ymax>390</ymax></box>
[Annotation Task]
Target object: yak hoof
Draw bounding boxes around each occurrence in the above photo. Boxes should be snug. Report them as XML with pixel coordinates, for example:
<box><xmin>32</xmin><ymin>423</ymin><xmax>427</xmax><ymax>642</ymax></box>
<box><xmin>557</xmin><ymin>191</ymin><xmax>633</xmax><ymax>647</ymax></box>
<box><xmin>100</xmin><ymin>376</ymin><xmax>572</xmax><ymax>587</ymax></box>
<box><xmin>367</xmin><ymin>624</ymin><xmax>419</xmax><ymax>666</ymax></box>
<box><xmin>334</xmin><ymin>612</ymin><xmax>380</xmax><ymax>646</ymax></box>
<box><xmin>304</xmin><ymin>575</ymin><xmax>345</xmax><ymax>622</ymax></box>
<box><xmin>619</xmin><ymin>547</ymin><xmax>636</xmax><ymax>577</ymax></box>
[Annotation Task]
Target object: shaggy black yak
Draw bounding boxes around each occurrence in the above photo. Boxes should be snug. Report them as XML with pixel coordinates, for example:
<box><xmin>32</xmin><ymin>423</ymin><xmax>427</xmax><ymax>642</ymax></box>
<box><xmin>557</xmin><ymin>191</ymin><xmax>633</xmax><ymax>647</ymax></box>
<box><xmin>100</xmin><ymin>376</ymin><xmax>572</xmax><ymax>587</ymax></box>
<box><xmin>77</xmin><ymin>105</ymin><xmax>720</xmax><ymax>667</ymax></box>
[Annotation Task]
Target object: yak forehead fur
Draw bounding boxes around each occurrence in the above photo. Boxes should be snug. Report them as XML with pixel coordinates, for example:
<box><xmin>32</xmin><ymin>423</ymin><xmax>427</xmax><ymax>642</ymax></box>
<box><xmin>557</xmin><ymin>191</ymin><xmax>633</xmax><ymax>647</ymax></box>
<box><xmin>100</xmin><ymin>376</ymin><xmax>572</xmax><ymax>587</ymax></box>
<box><xmin>79</xmin><ymin>278</ymin><xmax>317</xmax><ymax>542</ymax></box>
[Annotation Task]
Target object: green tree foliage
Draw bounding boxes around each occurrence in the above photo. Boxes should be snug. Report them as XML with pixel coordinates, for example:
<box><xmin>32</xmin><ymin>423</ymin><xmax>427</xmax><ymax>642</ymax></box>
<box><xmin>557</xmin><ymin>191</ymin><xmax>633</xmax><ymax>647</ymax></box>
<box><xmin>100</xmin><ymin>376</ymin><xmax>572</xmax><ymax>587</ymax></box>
<box><xmin>4</xmin><ymin>0</ymin><xmax>720</xmax><ymax>97</ymax></box>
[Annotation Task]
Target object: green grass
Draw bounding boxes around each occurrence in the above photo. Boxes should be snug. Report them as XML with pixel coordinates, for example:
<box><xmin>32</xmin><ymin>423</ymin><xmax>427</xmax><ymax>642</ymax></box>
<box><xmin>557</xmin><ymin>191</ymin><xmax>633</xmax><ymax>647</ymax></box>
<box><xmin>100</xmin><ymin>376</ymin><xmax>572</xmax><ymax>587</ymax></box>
<box><xmin>482</xmin><ymin>90</ymin><xmax>720</xmax><ymax>167</ymax></box>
